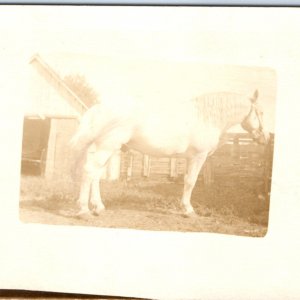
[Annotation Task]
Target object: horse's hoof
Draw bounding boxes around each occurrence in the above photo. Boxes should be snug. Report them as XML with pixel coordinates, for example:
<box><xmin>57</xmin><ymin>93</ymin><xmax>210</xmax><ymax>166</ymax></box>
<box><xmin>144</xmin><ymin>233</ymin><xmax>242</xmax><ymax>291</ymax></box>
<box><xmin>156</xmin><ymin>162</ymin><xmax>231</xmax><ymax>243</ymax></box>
<box><xmin>90</xmin><ymin>202</ymin><xmax>105</xmax><ymax>216</ymax></box>
<box><xmin>59</xmin><ymin>207</ymin><xmax>91</xmax><ymax>218</ymax></box>
<box><xmin>92</xmin><ymin>207</ymin><xmax>105</xmax><ymax>216</ymax></box>
<box><xmin>74</xmin><ymin>209</ymin><xmax>92</xmax><ymax>219</ymax></box>
<box><xmin>183</xmin><ymin>211</ymin><xmax>199</xmax><ymax>218</ymax></box>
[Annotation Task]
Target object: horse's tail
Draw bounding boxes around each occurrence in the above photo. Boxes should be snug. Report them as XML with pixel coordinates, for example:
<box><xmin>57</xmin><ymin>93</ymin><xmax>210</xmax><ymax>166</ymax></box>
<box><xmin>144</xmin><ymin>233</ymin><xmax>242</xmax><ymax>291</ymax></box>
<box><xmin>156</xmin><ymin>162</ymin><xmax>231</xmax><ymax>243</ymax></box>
<box><xmin>70</xmin><ymin>128</ymin><xmax>92</xmax><ymax>159</ymax></box>
<box><xmin>69</xmin><ymin>104</ymin><xmax>125</xmax><ymax>180</ymax></box>
<box><xmin>69</xmin><ymin>105</ymin><xmax>104</xmax><ymax>181</ymax></box>
<box><xmin>69</xmin><ymin>128</ymin><xmax>93</xmax><ymax>182</ymax></box>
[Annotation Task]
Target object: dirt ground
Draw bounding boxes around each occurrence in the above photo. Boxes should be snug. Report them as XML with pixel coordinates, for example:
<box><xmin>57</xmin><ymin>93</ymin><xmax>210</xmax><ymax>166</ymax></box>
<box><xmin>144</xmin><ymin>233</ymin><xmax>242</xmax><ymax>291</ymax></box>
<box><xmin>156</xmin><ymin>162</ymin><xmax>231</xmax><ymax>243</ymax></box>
<box><xmin>19</xmin><ymin>176</ymin><xmax>269</xmax><ymax>237</ymax></box>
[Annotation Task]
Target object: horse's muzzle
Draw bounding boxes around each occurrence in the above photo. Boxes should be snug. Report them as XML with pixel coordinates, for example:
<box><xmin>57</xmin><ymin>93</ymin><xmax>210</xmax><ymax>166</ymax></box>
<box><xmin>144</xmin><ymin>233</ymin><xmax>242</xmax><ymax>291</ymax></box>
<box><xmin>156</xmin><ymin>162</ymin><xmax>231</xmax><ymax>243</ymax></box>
<box><xmin>252</xmin><ymin>129</ymin><xmax>270</xmax><ymax>145</ymax></box>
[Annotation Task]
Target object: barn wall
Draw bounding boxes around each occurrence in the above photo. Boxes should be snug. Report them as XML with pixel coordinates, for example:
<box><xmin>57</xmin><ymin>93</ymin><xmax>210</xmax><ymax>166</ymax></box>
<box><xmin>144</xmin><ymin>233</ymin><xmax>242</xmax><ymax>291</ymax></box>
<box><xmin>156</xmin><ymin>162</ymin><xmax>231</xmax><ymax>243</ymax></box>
<box><xmin>25</xmin><ymin>56</ymin><xmax>89</xmax><ymax>179</ymax></box>
<box><xmin>27</xmin><ymin>67</ymin><xmax>82</xmax><ymax>118</ymax></box>
<box><xmin>44</xmin><ymin>118</ymin><xmax>79</xmax><ymax>179</ymax></box>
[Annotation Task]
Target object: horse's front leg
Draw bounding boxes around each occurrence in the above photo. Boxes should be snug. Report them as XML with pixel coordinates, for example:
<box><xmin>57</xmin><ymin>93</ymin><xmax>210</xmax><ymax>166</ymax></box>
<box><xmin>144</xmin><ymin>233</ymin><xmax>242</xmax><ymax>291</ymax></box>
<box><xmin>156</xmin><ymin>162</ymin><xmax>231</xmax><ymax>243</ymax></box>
<box><xmin>181</xmin><ymin>152</ymin><xmax>208</xmax><ymax>216</ymax></box>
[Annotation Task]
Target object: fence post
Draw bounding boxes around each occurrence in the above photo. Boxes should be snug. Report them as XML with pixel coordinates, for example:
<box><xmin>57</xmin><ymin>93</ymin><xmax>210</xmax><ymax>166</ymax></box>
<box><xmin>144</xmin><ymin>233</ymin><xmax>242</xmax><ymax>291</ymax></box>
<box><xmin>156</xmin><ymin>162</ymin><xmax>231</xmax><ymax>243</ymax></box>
<box><xmin>202</xmin><ymin>159</ymin><xmax>213</xmax><ymax>185</ymax></box>
<box><xmin>233</xmin><ymin>135</ymin><xmax>240</xmax><ymax>159</ymax></box>
<box><xmin>107</xmin><ymin>152</ymin><xmax>121</xmax><ymax>180</ymax></box>
<box><xmin>44</xmin><ymin>119</ymin><xmax>57</xmax><ymax>179</ymax></box>
<box><xmin>143</xmin><ymin>154</ymin><xmax>151</xmax><ymax>177</ymax></box>
<box><xmin>170</xmin><ymin>158</ymin><xmax>177</xmax><ymax>178</ymax></box>
<box><xmin>263</xmin><ymin>136</ymin><xmax>273</xmax><ymax>198</ymax></box>
<box><xmin>127</xmin><ymin>152</ymin><xmax>134</xmax><ymax>180</ymax></box>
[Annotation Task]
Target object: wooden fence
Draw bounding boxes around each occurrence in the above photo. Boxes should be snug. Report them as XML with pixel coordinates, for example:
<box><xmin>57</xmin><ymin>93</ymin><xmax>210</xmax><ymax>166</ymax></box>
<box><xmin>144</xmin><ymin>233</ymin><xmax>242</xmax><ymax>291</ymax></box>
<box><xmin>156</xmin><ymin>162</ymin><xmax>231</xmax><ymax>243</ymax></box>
<box><xmin>120</xmin><ymin>133</ymin><xmax>274</xmax><ymax>193</ymax></box>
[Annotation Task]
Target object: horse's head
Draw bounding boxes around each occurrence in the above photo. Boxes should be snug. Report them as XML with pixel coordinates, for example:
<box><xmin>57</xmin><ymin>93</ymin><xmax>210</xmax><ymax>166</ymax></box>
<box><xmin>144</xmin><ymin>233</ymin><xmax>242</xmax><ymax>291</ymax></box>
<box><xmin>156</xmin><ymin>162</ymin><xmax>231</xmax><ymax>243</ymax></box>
<box><xmin>241</xmin><ymin>90</ymin><xmax>270</xmax><ymax>144</ymax></box>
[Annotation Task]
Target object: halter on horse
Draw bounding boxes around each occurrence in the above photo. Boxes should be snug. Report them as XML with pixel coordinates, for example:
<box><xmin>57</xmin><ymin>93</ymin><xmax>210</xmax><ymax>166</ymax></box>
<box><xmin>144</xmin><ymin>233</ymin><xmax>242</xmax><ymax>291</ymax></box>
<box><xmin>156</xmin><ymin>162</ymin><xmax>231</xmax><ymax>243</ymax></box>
<box><xmin>241</xmin><ymin>90</ymin><xmax>269</xmax><ymax>144</ymax></box>
<box><xmin>71</xmin><ymin>89</ymin><xmax>269</xmax><ymax>217</ymax></box>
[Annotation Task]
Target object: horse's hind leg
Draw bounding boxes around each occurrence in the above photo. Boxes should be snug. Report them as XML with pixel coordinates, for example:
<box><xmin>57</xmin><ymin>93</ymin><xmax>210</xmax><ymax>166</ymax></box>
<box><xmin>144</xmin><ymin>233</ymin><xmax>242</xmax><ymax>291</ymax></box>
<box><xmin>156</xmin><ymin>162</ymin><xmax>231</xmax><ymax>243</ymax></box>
<box><xmin>77</xmin><ymin>148</ymin><xmax>113</xmax><ymax>215</ymax></box>
<box><xmin>76</xmin><ymin>172</ymin><xmax>92</xmax><ymax>216</ymax></box>
<box><xmin>90</xmin><ymin>176</ymin><xmax>105</xmax><ymax>215</ymax></box>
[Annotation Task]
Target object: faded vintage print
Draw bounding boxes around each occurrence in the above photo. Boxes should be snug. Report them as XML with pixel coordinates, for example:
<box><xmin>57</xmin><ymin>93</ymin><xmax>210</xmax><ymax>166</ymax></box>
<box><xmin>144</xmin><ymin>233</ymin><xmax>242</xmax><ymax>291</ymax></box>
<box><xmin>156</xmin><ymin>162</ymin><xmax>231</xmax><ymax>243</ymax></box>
<box><xmin>19</xmin><ymin>9</ymin><xmax>276</xmax><ymax>237</ymax></box>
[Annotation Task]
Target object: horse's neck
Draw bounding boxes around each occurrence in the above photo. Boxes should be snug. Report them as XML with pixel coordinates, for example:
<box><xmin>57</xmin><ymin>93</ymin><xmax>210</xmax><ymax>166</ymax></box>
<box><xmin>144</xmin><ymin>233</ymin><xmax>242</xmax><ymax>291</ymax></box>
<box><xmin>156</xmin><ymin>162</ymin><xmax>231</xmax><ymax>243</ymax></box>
<box><xmin>195</xmin><ymin>96</ymin><xmax>250</xmax><ymax>132</ymax></box>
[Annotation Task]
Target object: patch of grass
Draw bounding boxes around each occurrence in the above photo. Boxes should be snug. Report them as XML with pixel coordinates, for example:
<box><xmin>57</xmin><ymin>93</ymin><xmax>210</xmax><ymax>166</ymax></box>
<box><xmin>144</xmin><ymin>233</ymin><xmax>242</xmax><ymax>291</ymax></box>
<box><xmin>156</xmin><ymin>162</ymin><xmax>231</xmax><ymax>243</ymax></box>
<box><xmin>192</xmin><ymin>177</ymin><xmax>270</xmax><ymax>225</ymax></box>
<box><xmin>20</xmin><ymin>176</ymin><xmax>77</xmax><ymax>202</ymax></box>
<box><xmin>101</xmin><ymin>180</ymin><xmax>182</xmax><ymax>213</ymax></box>
<box><xmin>19</xmin><ymin>175</ymin><xmax>270</xmax><ymax>227</ymax></box>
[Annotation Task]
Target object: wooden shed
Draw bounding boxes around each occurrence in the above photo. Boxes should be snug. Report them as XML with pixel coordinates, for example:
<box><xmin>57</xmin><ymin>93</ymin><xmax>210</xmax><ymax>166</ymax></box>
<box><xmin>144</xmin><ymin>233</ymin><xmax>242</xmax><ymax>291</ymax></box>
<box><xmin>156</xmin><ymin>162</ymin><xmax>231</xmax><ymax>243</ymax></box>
<box><xmin>21</xmin><ymin>54</ymin><xmax>87</xmax><ymax>179</ymax></box>
<box><xmin>21</xmin><ymin>54</ymin><xmax>120</xmax><ymax>180</ymax></box>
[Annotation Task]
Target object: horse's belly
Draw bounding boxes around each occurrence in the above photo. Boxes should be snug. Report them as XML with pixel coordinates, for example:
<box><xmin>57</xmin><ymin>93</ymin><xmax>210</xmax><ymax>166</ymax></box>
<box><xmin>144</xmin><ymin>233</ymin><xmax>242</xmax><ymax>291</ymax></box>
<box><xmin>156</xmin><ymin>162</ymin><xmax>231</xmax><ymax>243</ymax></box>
<box><xmin>126</xmin><ymin>132</ymin><xmax>191</xmax><ymax>157</ymax></box>
<box><xmin>124</xmin><ymin>110</ymin><xmax>220</xmax><ymax>157</ymax></box>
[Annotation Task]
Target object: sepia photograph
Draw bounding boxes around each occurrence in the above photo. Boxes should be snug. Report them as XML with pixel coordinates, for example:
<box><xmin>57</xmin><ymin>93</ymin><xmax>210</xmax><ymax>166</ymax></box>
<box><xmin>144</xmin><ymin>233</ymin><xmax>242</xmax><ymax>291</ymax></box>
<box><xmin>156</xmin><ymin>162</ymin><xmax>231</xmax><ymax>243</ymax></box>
<box><xmin>1</xmin><ymin>5</ymin><xmax>300</xmax><ymax>300</ymax></box>
<box><xmin>19</xmin><ymin>53</ymin><xmax>276</xmax><ymax>237</ymax></box>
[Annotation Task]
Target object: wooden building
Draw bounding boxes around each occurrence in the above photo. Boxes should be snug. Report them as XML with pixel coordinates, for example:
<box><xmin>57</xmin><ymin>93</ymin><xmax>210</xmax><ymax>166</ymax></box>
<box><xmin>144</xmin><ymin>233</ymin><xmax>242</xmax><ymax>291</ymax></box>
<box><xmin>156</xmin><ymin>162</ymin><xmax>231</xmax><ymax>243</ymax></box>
<box><xmin>21</xmin><ymin>54</ymin><xmax>120</xmax><ymax>180</ymax></box>
<box><xmin>22</xmin><ymin>54</ymin><xmax>87</xmax><ymax>179</ymax></box>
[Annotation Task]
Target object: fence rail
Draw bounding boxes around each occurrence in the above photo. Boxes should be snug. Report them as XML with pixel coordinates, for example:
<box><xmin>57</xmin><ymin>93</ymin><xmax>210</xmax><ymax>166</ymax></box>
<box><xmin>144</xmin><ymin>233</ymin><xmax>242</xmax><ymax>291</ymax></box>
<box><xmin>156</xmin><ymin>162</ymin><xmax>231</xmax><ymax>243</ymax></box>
<box><xmin>120</xmin><ymin>133</ymin><xmax>274</xmax><ymax>195</ymax></box>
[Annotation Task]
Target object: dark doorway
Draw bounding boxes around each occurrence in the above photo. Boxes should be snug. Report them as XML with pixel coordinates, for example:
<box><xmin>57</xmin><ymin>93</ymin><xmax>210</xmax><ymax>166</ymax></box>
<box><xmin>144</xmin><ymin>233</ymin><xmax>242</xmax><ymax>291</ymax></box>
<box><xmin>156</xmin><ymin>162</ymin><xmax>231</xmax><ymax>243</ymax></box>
<box><xmin>21</xmin><ymin>117</ymin><xmax>51</xmax><ymax>175</ymax></box>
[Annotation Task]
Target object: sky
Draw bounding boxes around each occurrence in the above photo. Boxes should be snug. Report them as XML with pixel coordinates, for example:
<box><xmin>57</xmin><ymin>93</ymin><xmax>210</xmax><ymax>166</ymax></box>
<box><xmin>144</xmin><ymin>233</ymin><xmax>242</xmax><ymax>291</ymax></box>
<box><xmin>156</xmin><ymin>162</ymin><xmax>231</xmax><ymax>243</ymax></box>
<box><xmin>1</xmin><ymin>6</ymin><xmax>299</xmax><ymax>133</ymax></box>
<box><xmin>39</xmin><ymin>53</ymin><xmax>276</xmax><ymax>132</ymax></box>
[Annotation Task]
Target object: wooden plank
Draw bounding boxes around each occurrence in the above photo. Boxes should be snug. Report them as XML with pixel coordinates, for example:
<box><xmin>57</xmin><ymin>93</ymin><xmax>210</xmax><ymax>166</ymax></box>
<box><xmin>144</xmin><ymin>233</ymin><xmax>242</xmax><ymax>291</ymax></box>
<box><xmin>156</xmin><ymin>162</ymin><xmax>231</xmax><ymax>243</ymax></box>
<box><xmin>127</xmin><ymin>153</ymin><xmax>134</xmax><ymax>180</ymax></box>
<box><xmin>233</xmin><ymin>135</ymin><xmax>240</xmax><ymax>159</ymax></box>
<box><xmin>143</xmin><ymin>154</ymin><xmax>151</xmax><ymax>177</ymax></box>
<box><xmin>43</xmin><ymin>118</ymin><xmax>79</xmax><ymax>180</ymax></box>
<box><xmin>202</xmin><ymin>159</ymin><xmax>213</xmax><ymax>185</ymax></box>
<box><xmin>57</xmin><ymin>119</ymin><xmax>78</xmax><ymax>178</ymax></box>
<box><xmin>44</xmin><ymin>119</ymin><xmax>57</xmax><ymax>179</ymax></box>
<box><xmin>170</xmin><ymin>158</ymin><xmax>177</xmax><ymax>178</ymax></box>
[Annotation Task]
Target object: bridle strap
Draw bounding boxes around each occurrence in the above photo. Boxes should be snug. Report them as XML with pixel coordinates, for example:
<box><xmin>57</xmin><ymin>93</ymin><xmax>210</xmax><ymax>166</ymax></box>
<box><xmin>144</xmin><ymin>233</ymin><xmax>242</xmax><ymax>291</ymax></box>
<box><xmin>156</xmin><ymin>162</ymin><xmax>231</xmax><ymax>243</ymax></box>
<box><xmin>252</xmin><ymin>104</ymin><xmax>264</xmax><ymax>131</ymax></box>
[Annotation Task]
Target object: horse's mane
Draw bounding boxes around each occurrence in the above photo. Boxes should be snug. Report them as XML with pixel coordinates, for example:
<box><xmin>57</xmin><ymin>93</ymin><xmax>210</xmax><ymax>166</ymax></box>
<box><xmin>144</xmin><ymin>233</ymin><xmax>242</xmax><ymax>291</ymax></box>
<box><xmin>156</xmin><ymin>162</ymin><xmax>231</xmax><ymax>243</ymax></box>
<box><xmin>193</xmin><ymin>92</ymin><xmax>251</xmax><ymax>129</ymax></box>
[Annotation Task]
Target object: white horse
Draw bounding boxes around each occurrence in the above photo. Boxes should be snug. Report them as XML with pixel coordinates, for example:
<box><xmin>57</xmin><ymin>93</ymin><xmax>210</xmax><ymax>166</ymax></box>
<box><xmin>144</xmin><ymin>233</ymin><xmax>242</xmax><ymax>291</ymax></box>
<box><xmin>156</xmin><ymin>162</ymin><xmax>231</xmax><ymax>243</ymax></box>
<box><xmin>71</xmin><ymin>90</ymin><xmax>269</xmax><ymax>217</ymax></box>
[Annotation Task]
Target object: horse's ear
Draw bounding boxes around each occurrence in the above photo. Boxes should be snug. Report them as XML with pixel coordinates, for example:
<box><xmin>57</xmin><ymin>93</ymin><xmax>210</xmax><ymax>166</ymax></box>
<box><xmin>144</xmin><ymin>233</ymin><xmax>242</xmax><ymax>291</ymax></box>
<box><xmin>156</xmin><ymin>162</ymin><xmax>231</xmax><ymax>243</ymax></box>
<box><xmin>251</xmin><ymin>89</ymin><xmax>259</xmax><ymax>103</ymax></box>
